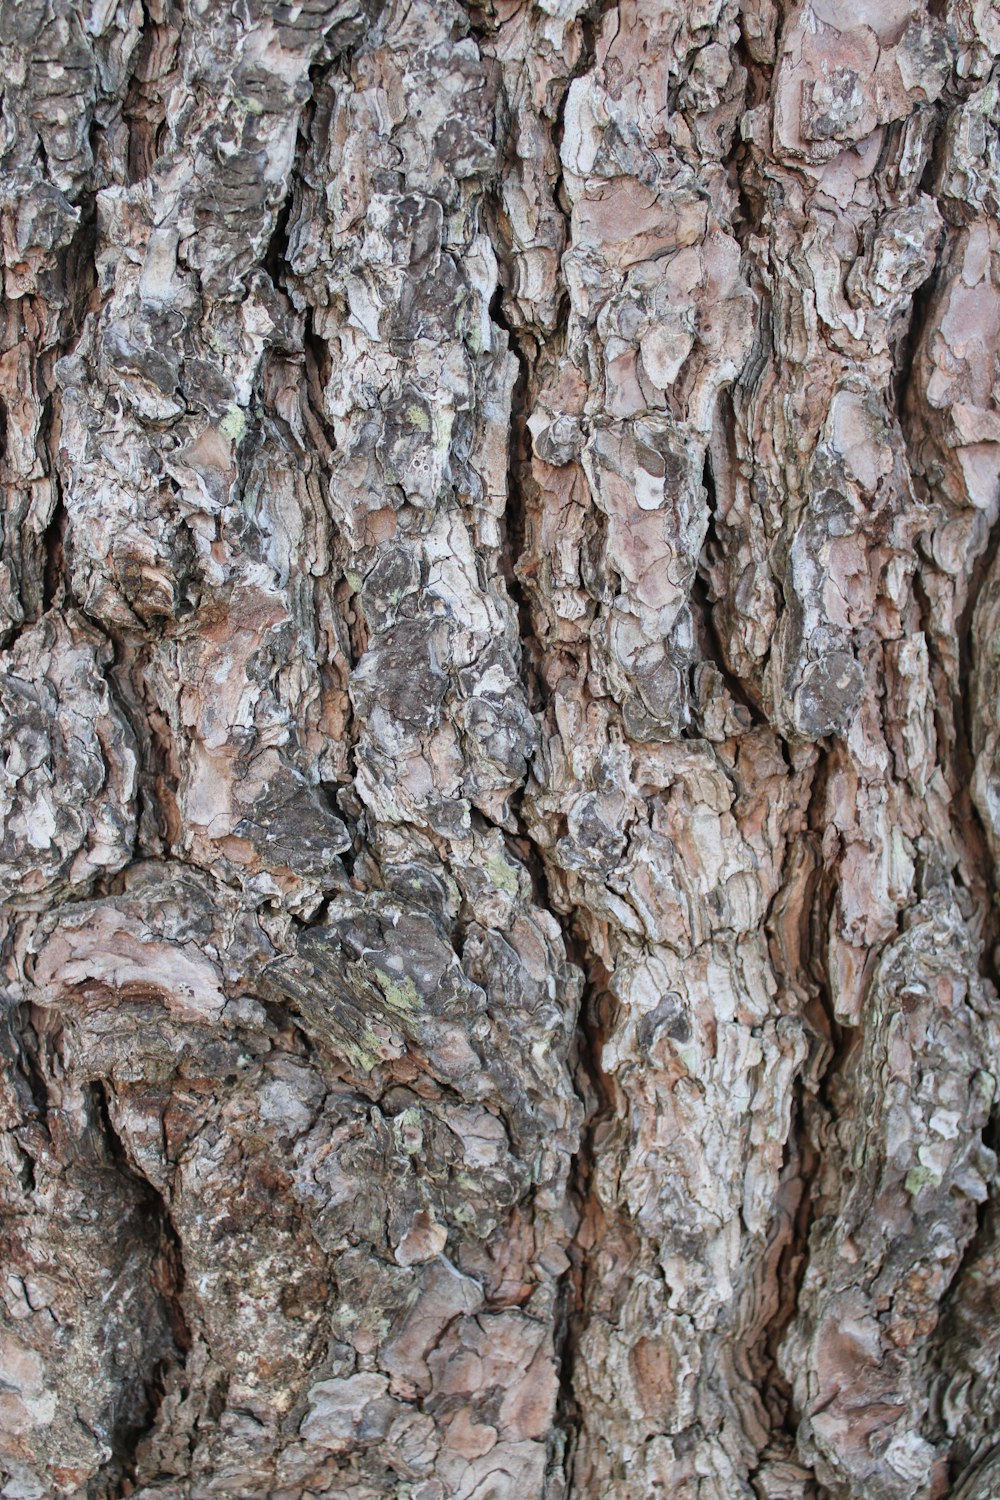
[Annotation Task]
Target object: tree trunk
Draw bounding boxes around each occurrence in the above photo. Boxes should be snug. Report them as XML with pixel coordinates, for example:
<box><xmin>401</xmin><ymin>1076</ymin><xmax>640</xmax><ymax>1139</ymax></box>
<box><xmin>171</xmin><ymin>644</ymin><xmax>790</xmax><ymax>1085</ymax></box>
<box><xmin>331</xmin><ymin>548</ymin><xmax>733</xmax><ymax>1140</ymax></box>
<box><xmin>1</xmin><ymin>0</ymin><xmax>999</xmax><ymax>1496</ymax></box>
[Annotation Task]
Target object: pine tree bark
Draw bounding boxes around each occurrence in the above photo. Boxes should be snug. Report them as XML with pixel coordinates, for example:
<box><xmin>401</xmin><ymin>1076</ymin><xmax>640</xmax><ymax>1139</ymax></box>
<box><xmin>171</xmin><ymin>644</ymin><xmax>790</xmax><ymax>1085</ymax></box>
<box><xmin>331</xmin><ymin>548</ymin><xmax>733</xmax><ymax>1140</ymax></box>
<box><xmin>1</xmin><ymin>1</ymin><xmax>999</xmax><ymax>1496</ymax></box>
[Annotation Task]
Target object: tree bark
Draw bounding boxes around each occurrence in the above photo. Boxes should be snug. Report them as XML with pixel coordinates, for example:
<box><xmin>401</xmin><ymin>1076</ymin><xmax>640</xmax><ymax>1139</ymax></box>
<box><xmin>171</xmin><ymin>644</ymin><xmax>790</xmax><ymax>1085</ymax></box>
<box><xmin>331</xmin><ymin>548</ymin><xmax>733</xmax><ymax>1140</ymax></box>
<box><xmin>1</xmin><ymin>0</ymin><xmax>999</xmax><ymax>1496</ymax></box>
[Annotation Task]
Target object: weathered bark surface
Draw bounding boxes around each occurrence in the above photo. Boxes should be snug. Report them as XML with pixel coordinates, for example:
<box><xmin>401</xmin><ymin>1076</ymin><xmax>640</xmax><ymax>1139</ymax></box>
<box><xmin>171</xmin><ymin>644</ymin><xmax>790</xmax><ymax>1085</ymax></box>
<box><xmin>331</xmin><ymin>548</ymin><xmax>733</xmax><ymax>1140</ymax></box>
<box><xmin>1</xmin><ymin>0</ymin><xmax>999</xmax><ymax>1496</ymax></box>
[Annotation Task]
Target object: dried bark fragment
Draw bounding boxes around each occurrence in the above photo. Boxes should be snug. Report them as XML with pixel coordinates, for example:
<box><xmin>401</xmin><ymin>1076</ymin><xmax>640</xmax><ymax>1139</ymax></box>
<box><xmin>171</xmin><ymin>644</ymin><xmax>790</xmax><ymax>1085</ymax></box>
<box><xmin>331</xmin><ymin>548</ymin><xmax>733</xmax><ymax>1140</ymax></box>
<box><xmin>0</xmin><ymin>612</ymin><xmax>137</xmax><ymax>908</ymax></box>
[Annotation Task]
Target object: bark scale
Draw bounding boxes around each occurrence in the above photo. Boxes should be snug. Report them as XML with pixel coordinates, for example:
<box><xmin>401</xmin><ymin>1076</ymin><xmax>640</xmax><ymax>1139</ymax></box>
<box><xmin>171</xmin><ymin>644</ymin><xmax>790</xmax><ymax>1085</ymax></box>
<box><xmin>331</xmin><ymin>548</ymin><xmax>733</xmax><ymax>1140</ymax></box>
<box><xmin>0</xmin><ymin>0</ymin><xmax>999</xmax><ymax>1497</ymax></box>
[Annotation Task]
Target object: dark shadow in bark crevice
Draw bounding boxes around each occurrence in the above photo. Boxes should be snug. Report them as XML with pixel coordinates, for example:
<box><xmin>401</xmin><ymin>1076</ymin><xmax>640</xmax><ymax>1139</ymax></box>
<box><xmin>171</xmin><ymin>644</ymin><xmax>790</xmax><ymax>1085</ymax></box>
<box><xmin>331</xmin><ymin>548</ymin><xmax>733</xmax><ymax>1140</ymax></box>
<box><xmin>89</xmin><ymin>1079</ymin><xmax>192</xmax><ymax>1499</ymax></box>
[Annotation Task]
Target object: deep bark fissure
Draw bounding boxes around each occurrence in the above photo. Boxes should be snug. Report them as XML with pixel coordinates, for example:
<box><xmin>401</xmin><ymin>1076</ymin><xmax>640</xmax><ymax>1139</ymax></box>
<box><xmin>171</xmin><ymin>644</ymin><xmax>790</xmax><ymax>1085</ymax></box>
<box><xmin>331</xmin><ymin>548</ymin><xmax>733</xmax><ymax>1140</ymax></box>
<box><xmin>487</xmin><ymin>279</ymin><xmax>607</xmax><ymax>1498</ymax></box>
<box><xmin>88</xmin><ymin>1080</ymin><xmax>191</xmax><ymax>1498</ymax></box>
<box><xmin>474</xmin><ymin>34</ymin><xmax>628</xmax><ymax>1481</ymax></box>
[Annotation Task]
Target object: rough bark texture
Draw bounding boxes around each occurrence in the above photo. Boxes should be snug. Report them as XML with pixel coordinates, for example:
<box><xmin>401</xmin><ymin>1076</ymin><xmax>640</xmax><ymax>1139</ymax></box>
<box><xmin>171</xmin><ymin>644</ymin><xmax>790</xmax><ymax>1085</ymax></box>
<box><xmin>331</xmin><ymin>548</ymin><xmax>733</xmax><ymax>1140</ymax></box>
<box><xmin>1</xmin><ymin>0</ymin><xmax>999</xmax><ymax>1496</ymax></box>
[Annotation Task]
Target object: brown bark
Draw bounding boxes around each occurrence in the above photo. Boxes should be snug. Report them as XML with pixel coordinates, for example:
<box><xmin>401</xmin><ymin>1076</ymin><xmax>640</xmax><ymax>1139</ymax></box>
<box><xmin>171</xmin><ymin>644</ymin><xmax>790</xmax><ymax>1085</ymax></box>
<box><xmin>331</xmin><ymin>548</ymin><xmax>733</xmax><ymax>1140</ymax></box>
<box><xmin>0</xmin><ymin>1</ymin><xmax>998</xmax><ymax>1497</ymax></box>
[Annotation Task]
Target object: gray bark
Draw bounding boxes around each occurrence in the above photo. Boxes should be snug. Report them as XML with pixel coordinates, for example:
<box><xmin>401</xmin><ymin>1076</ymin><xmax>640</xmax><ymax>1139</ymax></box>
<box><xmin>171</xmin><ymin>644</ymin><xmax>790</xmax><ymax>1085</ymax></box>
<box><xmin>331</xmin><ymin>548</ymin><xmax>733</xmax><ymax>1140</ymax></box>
<box><xmin>0</xmin><ymin>0</ymin><xmax>999</xmax><ymax>1496</ymax></box>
